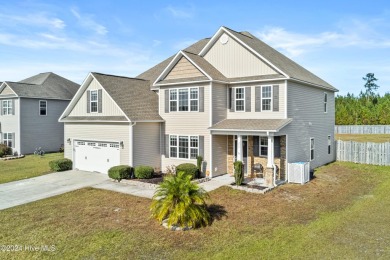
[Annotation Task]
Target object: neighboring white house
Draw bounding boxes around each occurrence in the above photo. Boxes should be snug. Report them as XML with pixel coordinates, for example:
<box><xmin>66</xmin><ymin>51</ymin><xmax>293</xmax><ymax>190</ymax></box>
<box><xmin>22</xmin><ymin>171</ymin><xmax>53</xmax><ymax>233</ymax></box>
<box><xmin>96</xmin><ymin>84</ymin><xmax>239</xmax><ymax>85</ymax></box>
<box><xmin>60</xmin><ymin>26</ymin><xmax>338</xmax><ymax>186</ymax></box>
<box><xmin>0</xmin><ymin>72</ymin><xmax>80</xmax><ymax>155</ymax></box>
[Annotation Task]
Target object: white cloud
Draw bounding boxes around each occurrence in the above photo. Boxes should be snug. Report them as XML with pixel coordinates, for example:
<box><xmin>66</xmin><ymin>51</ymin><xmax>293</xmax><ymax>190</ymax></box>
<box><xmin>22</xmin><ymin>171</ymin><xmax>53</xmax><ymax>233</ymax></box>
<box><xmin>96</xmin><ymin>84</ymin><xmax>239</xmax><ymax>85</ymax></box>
<box><xmin>165</xmin><ymin>5</ymin><xmax>194</xmax><ymax>18</ymax></box>
<box><xmin>70</xmin><ymin>7</ymin><xmax>107</xmax><ymax>35</ymax></box>
<box><xmin>256</xmin><ymin>18</ymin><xmax>390</xmax><ymax>57</ymax></box>
<box><xmin>0</xmin><ymin>13</ymin><xmax>65</xmax><ymax>29</ymax></box>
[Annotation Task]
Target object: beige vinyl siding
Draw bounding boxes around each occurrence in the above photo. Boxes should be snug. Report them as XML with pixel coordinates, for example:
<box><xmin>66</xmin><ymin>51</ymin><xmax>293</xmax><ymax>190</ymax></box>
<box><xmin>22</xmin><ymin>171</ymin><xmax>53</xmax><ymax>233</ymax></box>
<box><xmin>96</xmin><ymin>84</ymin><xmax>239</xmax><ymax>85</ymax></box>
<box><xmin>204</xmin><ymin>33</ymin><xmax>278</xmax><ymax>77</ymax></box>
<box><xmin>160</xmin><ymin>83</ymin><xmax>211</xmax><ymax>173</ymax></box>
<box><xmin>0</xmin><ymin>85</ymin><xmax>16</xmax><ymax>96</ymax></box>
<box><xmin>227</xmin><ymin>80</ymin><xmax>286</xmax><ymax>119</ymax></box>
<box><xmin>279</xmin><ymin>81</ymin><xmax>335</xmax><ymax>169</ymax></box>
<box><xmin>0</xmin><ymin>98</ymin><xmax>20</xmax><ymax>153</ymax></box>
<box><xmin>212</xmin><ymin>135</ymin><xmax>228</xmax><ymax>176</ymax></box>
<box><xmin>212</xmin><ymin>82</ymin><xmax>227</xmax><ymax>124</ymax></box>
<box><xmin>64</xmin><ymin>123</ymin><xmax>130</xmax><ymax>166</ymax></box>
<box><xmin>68</xmin><ymin>78</ymin><xmax>125</xmax><ymax>117</ymax></box>
<box><xmin>20</xmin><ymin>98</ymin><xmax>68</xmax><ymax>154</ymax></box>
<box><xmin>133</xmin><ymin>122</ymin><xmax>161</xmax><ymax>170</ymax></box>
<box><xmin>165</xmin><ymin>56</ymin><xmax>205</xmax><ymax>80</ymax></box>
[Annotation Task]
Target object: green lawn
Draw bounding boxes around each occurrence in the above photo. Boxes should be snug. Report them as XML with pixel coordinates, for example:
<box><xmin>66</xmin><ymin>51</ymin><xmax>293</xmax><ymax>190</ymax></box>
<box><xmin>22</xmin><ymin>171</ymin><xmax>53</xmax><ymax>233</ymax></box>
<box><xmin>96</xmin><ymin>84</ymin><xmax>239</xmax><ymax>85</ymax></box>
<box><xmin>336</xmin><ymin>133</ymin><xmax>390</xmax><ymax>143</ymax></box>
<box><xmin>0</xmin><ymin>153</ymin><xmax>63</xmax><ymax>184</ymax></box>
<box><xmin>1</xmin><ymin>162</ymin><xmax>390</xmax><ymax>259</ymax></box>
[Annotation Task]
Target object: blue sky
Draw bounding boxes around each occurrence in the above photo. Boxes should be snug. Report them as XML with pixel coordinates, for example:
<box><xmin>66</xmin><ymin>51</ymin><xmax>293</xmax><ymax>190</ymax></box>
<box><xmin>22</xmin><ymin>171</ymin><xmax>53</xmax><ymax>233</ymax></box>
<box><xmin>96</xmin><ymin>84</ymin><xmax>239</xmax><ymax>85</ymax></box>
<box><xmin>0</xmin><ymin>0</ymin><xmax>389</xmax><ymax>95</ymax></box>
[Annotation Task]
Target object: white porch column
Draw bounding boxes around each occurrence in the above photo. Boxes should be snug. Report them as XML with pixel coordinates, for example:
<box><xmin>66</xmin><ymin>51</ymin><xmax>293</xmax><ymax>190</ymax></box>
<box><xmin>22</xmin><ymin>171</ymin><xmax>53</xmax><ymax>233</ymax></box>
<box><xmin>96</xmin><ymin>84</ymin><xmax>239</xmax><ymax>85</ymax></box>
<box><xmin>267</xmin><ymin>135</ymin><xmax>274</xmax><ymax>167</ymax></box>
<box><xmin>237</xmin><ymin>135</ymin><xmax>243</xmax><ymax>162</ymax></box>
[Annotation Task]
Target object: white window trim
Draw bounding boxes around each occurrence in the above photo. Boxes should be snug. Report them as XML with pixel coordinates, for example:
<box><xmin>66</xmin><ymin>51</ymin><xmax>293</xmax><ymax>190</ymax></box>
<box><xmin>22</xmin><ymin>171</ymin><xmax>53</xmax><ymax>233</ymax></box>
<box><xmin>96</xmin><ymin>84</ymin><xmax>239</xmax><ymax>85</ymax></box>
<box><xmin>90</xmin><ymin>90</ymin><xmax>98</xmax><ymax>113</ymax></box>
<box><xmin>39</xmin><ymin>100</ymin><xmax>47</xmax><ymax>116</ymax></box>
<box><xmin>2</xmin><ymin>100</ymin><xmax>13</xmax><ymax>115</ymax></box>
<box><xmin>3</xmin><ymin>132</ymin><xmax>12</xmax><ymax>147</ymax></box>
<box><xmin>261</xmin><ymin>85</ymin><xmax>273</xmax><ymax>112</ymax></box>
<box><xmin>324</xmin><ymin>92</ymin><xmax>328</xmax><ymax>113</ymax></box>
<box><xmin>234</xmin><ymin>87</ymin><xmax>245</xmax><ymax>112</ymax></box>
<box><xmin>169</xmin><ymin>134</ymin><xmax>199</xmax><ymax>160</ymax></box>
<box><xmin>328</xmin><ymin>135</ymin><xmax>331</xmax><ymax>154</ymax></box>
<box><xmin>259</xmin><ymin>136</ymin><xmax>268</xmax><ymax>156</ymax></box>
<box><xmin>169</xmin><ymin>87</ymin><xmax>199</xmax><ymax>112</ymax></box>
<box><xmin>310</xmin><ymin>137</ymin><xmax>315</xmax><ymax>161</ymax></box>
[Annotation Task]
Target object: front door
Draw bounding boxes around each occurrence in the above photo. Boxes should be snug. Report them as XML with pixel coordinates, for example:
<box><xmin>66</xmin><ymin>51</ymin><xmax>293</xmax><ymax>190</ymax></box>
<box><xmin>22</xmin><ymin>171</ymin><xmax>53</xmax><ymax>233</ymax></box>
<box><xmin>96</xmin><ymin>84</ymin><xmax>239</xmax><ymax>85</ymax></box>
<box><xmin>234</xmin><ymin>136</ymin><xmax>248</xmax><ymax>174</ymax></box>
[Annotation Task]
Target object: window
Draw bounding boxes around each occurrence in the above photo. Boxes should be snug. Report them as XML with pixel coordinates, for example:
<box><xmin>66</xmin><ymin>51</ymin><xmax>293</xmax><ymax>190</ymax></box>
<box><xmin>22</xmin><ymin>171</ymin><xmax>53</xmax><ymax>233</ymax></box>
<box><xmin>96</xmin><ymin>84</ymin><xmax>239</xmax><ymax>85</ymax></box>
<box><xmin>3</xmin><ymin>133</ymin><xmax>12</xmax><ymax>147</ymax></box>
<box><xmin>39</xmin><ymin>100</ymin><xmax>47</xmax><ymax>116</ymax></box>
<box><xmin>90</xmin><ymin>90</ymin><xmax>98</xmax><ymax>113</ymax></box>
<box><xmin>262</xmin><ymin>86</ymin><xmax>272</xmax><ymax>111</ymax></box>
<box><xmin>260</xmin><ymin>137</ymin><xmax>268</xmax><ymax>156</ymax></box>
<box><xmin>169</xmin><ymin>88</ymin><xmax>198</xmax><ymax>112</ymax></box>
<box><xmin>235</xmin><ymin>87</ymin><xmax>245</xmax><ymax>111</ymax></box>
<box><xmin>2</xmin><ymin>100</ymin><xmax>12</xmax><ymax>115</ymax></box>
<box><xmin>310</xmin><ymin>138</ymin><xmax>315</xmax><ymax>161</ymax></box>
<box><xmin>324</xmin><ymin>93</ymin><xmax>328</xmax><ymax>113</ymax></box>
<box><xmin>328</xmin><ymin>135</ymin><xmax>331</xmax><ymax>154</ymax></box>
<box><xmin>170</xmin><ymin>135</ymin><xmax>198</xmax><ymax>159</ymax></box>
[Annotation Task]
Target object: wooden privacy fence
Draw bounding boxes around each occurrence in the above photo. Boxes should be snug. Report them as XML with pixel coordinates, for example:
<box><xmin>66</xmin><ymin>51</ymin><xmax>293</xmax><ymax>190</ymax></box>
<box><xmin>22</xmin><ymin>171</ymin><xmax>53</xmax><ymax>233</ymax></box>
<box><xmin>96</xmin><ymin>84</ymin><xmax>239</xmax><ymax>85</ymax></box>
<box><xmin>335</xmin><ymin>125</ymin><xmax>390</xmax><ymax>134</ymax></box>
<box><xmin>337</xmin><ymin>140</ymin><xmax>390</xmax><ymax>166</ymax></box>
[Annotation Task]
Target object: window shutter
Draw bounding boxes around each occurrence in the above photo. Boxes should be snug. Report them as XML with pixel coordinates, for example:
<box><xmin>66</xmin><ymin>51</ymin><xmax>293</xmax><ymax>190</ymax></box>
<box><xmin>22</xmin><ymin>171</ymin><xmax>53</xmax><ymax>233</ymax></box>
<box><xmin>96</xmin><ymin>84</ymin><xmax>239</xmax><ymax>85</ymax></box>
<box><xmin>12</xmin><ymin>99</ymin><xmax>15</xmax><ymax>115</ymax></box>
<box><xmin>87</xmin><ymin>90</ymin><xmax>91</xmax><ymax>113</ymax></box>
<box><xmin>165</xmin><ymin>134</ymin><xmax>170</xmax><ymax>158</ymax></box>
<box><xmin>245</xmin><ymin>87</ymin><xmax>251</xmax><ymax>112</ymax></box>
<box><xmin>230</xmin><ymin>88</ymin><xmax>235</xmax><ymax>112</ymax></box>
<box><xmin>199</xmin><ymin>87</ymin><xmax>204</xmax><ymax>112</ymax></box>
<box><xmin>199</xmin><ymin>135</ymin><xmax>204</xmax><ymax>157</ymax></box>
<box><xmin>273</xmin><ymin>85</ymin><xmax>279</xmax><ymax>112</ymax></box>
<box><xmin>98</xmin><ymin>89</ymin><xmax>102</xmax><ymax>113</ymax></box>
<box><xmin>12</xmin><ymin>132</ymin><xmax>15</xmax><ymax>148</ymax></box>
<box><xmin>274</xmin><ymin>136</ymin><xmax>281</xmax><ymax>157</ymax></box>
<box><xmin>255</xmin><ymin>87</ymin><xmax>261</xmax><ymax>112</ymax></box>
<box><xmin>253</xmin><ymin>136</ymin><xmax>259</xmax><ymax>156</ymax></box>
<box><xmin>0</xmin><ymin>101</ymin><xmax>3</xmax><ymax>115</ymax></box>
<box><xmin>165</xmin><ymin>89</ymin><xmax>169</xmax><ymax>113</ymax></box>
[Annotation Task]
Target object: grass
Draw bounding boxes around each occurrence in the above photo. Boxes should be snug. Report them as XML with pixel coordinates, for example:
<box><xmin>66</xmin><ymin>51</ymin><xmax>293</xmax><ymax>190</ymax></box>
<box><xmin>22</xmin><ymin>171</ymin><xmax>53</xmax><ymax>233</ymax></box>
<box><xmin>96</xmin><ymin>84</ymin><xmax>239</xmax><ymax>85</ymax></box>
<box><xmin>1</xmin><ymin>162</ymin><xmax>390</xmax><ymax>259</ymax></box>
<box><xmin>0</xmin><ymin>153</ymin><xmax>64</xmax><ymax>184</ymax></box>
<box><xmin>336</xmin><ymin>133</ymin><xmax>390</xmax><ymax>143</ymax></box>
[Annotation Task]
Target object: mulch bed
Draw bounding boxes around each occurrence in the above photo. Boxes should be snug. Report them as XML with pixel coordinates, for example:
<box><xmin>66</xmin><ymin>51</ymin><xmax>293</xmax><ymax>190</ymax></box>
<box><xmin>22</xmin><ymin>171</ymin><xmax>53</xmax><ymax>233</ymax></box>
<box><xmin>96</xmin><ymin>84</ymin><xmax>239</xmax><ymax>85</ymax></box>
<box><xmin>230</xmin><ymin>182</ymin><xmax>268</xmax><ymax>190</ymax></box>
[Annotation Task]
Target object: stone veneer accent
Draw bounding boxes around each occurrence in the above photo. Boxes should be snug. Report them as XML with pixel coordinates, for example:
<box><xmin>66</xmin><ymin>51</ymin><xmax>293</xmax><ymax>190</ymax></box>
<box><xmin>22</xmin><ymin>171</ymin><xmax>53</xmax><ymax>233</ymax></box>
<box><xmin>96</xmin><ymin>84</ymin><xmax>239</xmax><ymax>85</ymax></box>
<box><xmin>227</xmin><ymin>135</ymin><xmax>287</xmax><ymax>183</ymax></box>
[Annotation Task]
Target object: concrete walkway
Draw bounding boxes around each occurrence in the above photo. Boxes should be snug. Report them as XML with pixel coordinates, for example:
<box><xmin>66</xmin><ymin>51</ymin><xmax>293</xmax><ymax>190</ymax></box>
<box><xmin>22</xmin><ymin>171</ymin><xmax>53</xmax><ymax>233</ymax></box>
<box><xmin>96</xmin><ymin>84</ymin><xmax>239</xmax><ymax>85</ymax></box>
<box><xmin>0</xmin><ymin>171</ymin><xmax>234</xmax><ymax>211</ymax></box>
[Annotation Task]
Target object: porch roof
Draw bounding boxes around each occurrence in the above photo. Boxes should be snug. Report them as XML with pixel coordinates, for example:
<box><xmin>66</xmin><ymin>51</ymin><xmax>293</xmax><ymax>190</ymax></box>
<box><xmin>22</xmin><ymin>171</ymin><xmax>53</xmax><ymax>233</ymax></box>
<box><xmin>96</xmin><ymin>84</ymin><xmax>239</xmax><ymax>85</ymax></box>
<box><xmin>209</xmin><ymin>118</ymin><xmax>292</xmax><ymax>133</ymax></box>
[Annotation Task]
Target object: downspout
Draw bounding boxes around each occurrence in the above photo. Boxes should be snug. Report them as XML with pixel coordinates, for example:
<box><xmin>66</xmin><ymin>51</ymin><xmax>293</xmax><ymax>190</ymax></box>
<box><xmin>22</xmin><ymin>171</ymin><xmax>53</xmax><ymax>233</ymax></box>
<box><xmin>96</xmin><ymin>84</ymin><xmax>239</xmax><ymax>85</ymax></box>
<box><xmin>129</xmin><ymin>122</ymin><xmax>136</xmax><ymax>166</ymax></box>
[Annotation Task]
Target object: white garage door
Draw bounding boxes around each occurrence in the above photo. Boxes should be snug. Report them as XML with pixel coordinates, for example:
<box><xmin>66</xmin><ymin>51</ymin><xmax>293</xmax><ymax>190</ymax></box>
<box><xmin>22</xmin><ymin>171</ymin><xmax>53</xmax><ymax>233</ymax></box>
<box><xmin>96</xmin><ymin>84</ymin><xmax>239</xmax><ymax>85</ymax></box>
<box><xmin>74</xmin><ymin>140</ymin><xmax>120</xmax><ymax>174</ymax></box>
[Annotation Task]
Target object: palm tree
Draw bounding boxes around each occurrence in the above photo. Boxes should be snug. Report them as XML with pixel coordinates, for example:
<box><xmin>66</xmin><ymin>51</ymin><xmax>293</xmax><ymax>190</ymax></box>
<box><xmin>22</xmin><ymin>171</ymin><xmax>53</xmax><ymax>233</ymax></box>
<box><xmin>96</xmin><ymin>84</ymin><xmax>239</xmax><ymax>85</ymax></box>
<box><xmin>150</xmin><ymin>171</ymin><xmax>210</xmax><ymax>228</ymax></box>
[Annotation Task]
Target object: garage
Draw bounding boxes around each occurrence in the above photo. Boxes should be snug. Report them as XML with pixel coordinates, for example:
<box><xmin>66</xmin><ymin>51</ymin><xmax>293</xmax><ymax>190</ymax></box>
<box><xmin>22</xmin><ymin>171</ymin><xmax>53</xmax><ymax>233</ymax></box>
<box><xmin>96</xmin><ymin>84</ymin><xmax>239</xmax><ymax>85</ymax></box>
<box><xmin>73</xmin><ymin>140</ymin><xmax>120</xmax><ymax>174</ymax></box>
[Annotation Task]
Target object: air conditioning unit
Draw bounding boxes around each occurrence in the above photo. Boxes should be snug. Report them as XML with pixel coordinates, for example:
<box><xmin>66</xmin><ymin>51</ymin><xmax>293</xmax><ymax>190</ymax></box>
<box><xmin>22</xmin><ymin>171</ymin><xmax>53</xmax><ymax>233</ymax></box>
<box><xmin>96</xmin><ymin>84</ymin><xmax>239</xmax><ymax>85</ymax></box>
<box><xmin>288</xmin><ymin>162</ymin><xmax>310</xmax><ymax>184</ymax></box>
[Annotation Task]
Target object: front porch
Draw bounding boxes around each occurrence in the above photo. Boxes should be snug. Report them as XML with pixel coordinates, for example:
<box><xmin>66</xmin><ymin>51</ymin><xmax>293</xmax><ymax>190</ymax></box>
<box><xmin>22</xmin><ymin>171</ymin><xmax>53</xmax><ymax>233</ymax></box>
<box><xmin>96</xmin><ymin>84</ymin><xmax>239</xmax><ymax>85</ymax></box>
<box><xmin>226</xmin><ymin>135</ymin><xmax>287</xmax><ymax>186</ymax></box>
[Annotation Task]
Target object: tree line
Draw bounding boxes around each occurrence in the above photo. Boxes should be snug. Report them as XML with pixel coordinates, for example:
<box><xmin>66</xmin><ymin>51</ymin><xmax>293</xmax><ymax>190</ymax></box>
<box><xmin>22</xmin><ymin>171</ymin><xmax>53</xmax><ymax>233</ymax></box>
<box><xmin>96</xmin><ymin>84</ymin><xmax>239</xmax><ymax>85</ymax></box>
<box><xmin>335</xmin><ymin>73</ymin><xmax>390</xmax><ymax>125</ymax></box>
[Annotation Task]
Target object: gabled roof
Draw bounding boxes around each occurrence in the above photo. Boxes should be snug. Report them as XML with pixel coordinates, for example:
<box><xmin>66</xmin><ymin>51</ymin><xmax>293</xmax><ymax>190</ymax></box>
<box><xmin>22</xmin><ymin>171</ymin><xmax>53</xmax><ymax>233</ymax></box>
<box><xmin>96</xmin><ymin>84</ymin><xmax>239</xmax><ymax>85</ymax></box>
<box><xmin>60</xmin><ymin>72</ymin><xmax>163</xmax><ymax>122</ymax></box>
<box><xmin>2</xmin><ymin>72</ymin><xmax>80</xmax><ymax>99</ymax></box>
<box><xmin>141</xmin><ymin>26</ymin><xmax>337</xmax><ymax>91</ymax></box>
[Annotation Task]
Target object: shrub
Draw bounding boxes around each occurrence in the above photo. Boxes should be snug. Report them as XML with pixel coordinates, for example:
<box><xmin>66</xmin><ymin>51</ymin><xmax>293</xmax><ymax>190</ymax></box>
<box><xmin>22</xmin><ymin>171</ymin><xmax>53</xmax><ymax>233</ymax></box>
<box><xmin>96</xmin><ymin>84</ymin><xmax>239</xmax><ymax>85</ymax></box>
<box><xmin>233</xmin><ymin>161</ymin><xmax>244</xmax><ymax>186</ymax></box>
<box><xmin>176</xmin><ymin>163</ymin><xmax>198</xmax><ymax>179</ymax></box>
<box><xmin>151</xmin><ymin>171</ymin><xmax>210</xmax><ymax>228</ymax></box>
<box><xmin>0</xmin><ymin>144</ymin><xmax>12</xmax><ymax>158</ymax></box>
<box><xmin>108</xmin><ymin>165</ymin><xmax>132</xmax><ymax>182</ymax></box>
<box><xmin>134</xmin><ymin>165</ymin><xmax>154</xmax><ymax>179</ymax></box>
<box><xmin>49</xmin><ymin>158</ymin><xmax>73</xmax><ymax>172</ymax></box>
<box><xmin>196</xmin><ymin>155</ymin><xmax>203</xmax><ymax>179</ymax></box>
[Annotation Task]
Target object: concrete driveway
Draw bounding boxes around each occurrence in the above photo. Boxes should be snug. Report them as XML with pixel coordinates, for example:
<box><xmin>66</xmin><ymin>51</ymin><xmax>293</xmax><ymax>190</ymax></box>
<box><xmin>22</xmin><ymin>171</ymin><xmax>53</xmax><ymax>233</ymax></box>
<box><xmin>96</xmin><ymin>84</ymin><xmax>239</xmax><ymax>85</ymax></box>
<box><xmin>0</xmin><ymin>170</ymin><xmax>109</xmax><ymax>210</ymax></box>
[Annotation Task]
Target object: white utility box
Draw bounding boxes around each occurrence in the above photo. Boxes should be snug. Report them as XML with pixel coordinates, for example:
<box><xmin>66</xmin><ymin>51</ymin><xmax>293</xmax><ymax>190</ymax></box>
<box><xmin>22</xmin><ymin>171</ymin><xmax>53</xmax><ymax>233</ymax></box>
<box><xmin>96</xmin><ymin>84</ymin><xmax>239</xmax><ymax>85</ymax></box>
<box><xmin>288</xmin><ymin>162</ymin><xmax>310</xmax><ymax>184</ymax></box>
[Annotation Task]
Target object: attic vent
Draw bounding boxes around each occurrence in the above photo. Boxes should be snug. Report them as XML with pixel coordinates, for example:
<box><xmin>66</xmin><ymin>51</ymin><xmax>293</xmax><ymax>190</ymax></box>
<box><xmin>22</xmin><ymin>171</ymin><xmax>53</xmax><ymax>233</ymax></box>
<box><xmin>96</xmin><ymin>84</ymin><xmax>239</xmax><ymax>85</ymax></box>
<box><xmin>220</xmin><ymin>34</ymin><xmax>229</xmax><ymax>45</ymax></box>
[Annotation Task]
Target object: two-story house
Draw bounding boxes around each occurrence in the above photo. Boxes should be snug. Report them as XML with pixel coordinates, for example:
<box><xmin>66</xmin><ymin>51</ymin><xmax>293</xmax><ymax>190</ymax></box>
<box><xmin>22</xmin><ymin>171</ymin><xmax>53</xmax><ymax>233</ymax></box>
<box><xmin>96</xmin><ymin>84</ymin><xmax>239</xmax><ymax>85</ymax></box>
<box><xmin>60</xmin><ymin>26</ymin><xmax>337</xmax><ymax>186</ymax></box>
<box><xmin>0</xmin><ymin>72</ymin><xmax>80</xmax><ymax>155</ymax></box>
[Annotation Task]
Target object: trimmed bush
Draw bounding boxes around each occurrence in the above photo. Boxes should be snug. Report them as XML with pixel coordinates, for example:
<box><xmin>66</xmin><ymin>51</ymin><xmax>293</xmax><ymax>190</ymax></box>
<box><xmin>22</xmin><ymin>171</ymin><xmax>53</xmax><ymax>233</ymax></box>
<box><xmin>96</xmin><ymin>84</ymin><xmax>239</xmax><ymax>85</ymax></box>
<box><xmin>134</xmin><ymin>165</ymin><xmax>154</xmax><ymax>179</ymax></box>
<box><xmin>49</xmin><ymin>158</ymin><xmax>73</xmax><ymax>172</ymax></box>
<box><xmin>108</xmin><ymin>165</ymin><xmax>132</xmax><ymax>182</ymax></box>
<box><xmin>233</xmin><ymin>161</ymin><xmax>244</xmax><ymax>186</ymax></box>
<box><xmin>176</xmin><ymin>163</ymin><xmax>198</xmax><ymax>179</ymax></box>
<box><xmin>0</xmin><ymin>144</ymin><xmax>12</xmax><ymax>158</ymax></box>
